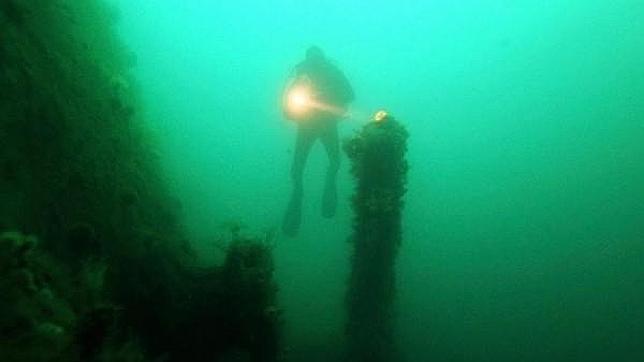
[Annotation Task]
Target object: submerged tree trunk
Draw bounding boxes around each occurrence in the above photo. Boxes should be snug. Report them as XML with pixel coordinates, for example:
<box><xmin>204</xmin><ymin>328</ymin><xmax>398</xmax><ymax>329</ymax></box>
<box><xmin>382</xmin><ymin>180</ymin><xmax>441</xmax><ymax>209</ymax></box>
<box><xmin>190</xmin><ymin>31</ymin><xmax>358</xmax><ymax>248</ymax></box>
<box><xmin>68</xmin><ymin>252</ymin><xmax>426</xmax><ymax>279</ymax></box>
<box><xmin>344</xmin><ymin>114</ymin><xmax>409</xmax><ymax>362</ymax></box>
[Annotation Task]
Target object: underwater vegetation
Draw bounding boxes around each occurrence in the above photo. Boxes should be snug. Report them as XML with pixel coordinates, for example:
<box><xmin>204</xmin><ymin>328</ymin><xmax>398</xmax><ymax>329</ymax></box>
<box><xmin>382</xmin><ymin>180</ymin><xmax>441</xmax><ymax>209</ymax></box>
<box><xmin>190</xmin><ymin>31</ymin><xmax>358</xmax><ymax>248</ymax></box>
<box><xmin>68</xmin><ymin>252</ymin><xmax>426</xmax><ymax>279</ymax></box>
<box><xmin>0</xmin><ymin>230</ymin><xmax>133</xmax><ymax>362</ymax></box>
<box><xmin>344</xmin><ymin>113</ymin><xmax>409</xmax><ymax>362</ymax></box>
<box><xmin>0</xmin><ymin>1</ymin><xmax>279</xmax><ymax>361</ymax></box>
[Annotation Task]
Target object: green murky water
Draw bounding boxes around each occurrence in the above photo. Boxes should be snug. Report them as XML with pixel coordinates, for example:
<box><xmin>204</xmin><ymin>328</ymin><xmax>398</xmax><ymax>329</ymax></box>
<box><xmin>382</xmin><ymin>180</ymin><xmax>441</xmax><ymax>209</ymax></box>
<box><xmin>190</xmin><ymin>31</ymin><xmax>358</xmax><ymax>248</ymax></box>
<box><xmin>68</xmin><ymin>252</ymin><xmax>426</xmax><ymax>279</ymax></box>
<box><xmin>56</xmin><ymin>1</ymin><xmax>644</xmax><ymax>360</ymax></box>
<box><xmin>0</xmin><ymin>0</ymin><xmax>644</xmax><ymax>362</ymax></box>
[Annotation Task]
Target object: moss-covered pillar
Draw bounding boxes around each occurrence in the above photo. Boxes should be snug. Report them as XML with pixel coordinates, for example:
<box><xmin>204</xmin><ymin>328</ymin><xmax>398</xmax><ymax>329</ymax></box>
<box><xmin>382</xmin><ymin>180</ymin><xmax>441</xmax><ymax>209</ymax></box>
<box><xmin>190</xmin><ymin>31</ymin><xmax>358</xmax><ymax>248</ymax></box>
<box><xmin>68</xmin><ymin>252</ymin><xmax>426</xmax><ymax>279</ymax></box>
<box><xmin>343</xmin><ymin>111</ymin><xmax>408</xmax><ymax>362</ymax></box>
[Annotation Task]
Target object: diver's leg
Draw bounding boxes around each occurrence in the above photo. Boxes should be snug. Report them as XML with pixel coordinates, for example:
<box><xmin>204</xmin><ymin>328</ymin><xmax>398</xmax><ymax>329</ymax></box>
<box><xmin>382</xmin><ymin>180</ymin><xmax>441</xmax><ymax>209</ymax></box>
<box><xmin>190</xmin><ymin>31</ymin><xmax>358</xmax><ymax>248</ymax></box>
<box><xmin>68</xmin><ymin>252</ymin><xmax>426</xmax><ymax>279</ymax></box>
<box><xmin>320</xmin><ymin>121</ymin><xmax>340</xmax><ymax>218</ymax></box>
<box><xmin>282</xmin><ymin>128</ymin><xmax>316</xmax><ymax>236</ymax></box>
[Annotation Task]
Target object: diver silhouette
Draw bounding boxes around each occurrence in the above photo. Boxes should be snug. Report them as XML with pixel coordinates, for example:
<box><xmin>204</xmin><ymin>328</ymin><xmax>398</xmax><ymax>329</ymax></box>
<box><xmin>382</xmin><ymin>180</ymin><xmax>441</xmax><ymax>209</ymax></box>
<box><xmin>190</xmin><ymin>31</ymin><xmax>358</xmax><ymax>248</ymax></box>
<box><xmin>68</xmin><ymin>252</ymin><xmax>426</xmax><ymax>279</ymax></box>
<box><xmin>282</xmin><ymin>46</ymin><xmax>355</xmax><ymax>237</ymax></box>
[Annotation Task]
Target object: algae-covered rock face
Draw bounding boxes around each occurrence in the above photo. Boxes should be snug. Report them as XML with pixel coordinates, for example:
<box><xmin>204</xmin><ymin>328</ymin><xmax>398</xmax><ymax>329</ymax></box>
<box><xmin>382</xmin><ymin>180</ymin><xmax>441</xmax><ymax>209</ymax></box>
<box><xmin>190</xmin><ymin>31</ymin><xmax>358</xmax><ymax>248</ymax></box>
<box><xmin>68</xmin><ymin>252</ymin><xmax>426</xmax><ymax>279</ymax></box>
<box><xmin>1</xmin><ymin>0</ymin><xmax>282</xmax><ymax>360</ymax></box>
<box><xmin>0</xmin><ymin>230</ymin><xmax>145</xmax><ymax>361</ymax></box>
<box><xmin>0</xmin><ymin>0</ymin><xmax>26</xmax><ymax>26</ymax></box>
<box><xmin>224</xmin><ymin>239</ymin><xmax>276</xmax><ymax>302</ymax></box>
<box><xmin>0</xmin><ymin>231</ymin><xmax>37</xmax><ymax>271</ymax></box>
<box><xmin>66</xmin><ymin>222</ymin><xmax>102</xmax><ymax>261</ymax></box>
<box><xmin>0</xmin><ymin>231</ymin><xmax>76</xmax><ymax>361</ymax></box>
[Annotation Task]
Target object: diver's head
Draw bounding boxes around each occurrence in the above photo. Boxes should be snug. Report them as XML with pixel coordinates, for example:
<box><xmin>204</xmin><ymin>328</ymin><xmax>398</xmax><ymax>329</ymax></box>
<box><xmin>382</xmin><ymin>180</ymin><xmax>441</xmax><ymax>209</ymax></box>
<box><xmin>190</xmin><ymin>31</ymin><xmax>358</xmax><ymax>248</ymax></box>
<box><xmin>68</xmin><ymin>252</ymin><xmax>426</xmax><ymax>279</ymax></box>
<box><xmin>305</xmin><ymin>46</ymin><xmax>325</xmax><ymax>63</ymax></box>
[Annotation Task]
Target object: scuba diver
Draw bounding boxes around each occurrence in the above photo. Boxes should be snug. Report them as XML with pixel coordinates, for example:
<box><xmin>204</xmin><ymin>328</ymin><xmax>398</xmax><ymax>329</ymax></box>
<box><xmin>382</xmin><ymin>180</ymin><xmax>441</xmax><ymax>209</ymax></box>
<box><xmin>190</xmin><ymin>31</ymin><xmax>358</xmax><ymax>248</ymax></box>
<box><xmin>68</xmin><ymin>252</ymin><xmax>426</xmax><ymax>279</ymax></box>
<box><xmin>282</xmin><ymin>46</ymin><xmax>355</xmax><ymax>237</ymax></box>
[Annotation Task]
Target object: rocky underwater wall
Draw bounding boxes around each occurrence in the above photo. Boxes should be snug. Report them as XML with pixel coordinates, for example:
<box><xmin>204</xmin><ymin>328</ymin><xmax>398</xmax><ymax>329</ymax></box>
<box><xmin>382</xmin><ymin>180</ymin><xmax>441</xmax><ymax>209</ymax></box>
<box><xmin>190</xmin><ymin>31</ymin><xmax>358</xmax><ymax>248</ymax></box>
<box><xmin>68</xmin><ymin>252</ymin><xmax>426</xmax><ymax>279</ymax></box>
<box><xmin>0</xmin><ymin>1</ymin><xmax>279</xmax><ymax>361</ymax></box>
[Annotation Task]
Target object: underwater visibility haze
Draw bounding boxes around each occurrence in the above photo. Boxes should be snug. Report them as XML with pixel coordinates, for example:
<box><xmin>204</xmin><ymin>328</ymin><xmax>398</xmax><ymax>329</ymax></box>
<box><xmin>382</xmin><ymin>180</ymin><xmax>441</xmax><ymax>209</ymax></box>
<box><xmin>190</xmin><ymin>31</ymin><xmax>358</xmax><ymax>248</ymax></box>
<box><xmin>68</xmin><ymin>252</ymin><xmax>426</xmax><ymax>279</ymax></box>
<box><xmin>1</xmin><ymin>0</ymin><xmax>643</xmax><ymax>361</ymax></box>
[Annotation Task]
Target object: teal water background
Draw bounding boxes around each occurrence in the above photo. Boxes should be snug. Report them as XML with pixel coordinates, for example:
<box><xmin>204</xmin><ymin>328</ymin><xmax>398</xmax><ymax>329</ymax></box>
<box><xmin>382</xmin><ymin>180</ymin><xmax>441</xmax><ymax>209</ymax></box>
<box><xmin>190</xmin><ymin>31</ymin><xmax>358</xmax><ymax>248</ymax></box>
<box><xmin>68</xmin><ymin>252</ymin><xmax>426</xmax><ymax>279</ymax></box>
<box><xmin>111</xmin><ymin>1</ymin><xmax>644</xmax><ymax>360</ymax></box>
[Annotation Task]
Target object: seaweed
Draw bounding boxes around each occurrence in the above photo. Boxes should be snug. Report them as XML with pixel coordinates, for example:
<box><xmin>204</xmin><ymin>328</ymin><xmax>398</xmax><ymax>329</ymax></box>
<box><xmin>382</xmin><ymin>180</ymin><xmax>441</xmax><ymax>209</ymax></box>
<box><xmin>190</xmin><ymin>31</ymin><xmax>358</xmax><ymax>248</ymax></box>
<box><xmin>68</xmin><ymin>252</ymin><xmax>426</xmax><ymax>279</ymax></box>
<box><xmin>1</xmin><ymin>0</ymin><xmax>281</xmax><ymax>361</ymax></box>
<box><xmin>343</xmin><ymin>113</ymin><xmax>409</xmax><ymax>362</ymax></box>
<box><xmin>1</xmin><ymin>0</ymin><xmax>27</xmax><ymax>26</ymax></box>
<box><xmin>0</xmin><ymin>231</ymin><xmax>75</xmax><ymax>361</ymax></box>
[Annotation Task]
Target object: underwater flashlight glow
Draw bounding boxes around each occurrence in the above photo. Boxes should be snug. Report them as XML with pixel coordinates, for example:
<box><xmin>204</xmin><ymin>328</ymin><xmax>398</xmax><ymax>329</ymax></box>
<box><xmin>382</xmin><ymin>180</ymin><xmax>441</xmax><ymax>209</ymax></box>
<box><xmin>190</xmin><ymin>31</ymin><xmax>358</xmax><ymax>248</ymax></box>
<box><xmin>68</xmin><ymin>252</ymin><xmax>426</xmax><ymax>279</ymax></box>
<box><xmin>288</xmin><ymin>88</ymin><xmax>310</xmax><ymax>109</ymax></box>
<box><xmin>284</xmin><ymin>81</ymin><xmax>348</xmax><ymax>121</ymax></box>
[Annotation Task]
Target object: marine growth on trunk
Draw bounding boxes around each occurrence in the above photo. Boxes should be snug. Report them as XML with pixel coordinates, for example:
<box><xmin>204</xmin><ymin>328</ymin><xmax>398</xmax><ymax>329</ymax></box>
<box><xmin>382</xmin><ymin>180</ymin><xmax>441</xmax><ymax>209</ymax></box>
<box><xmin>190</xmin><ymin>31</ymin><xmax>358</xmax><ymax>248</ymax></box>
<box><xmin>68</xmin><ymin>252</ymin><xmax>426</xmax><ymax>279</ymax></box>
<box><xmin>344</xmin><ymin>113</ymin><xmax>409</xmax><ymax>362</ymax></box>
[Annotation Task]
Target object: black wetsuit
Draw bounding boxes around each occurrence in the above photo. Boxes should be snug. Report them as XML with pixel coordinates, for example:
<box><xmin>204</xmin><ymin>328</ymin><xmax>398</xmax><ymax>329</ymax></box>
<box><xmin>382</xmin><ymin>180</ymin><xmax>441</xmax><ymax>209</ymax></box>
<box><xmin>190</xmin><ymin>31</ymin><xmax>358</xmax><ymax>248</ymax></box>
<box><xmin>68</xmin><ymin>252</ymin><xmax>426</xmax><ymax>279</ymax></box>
<box><xmin>283</xmin><ymin>58</ymin><xmax>354</xmax><ymax>236</ymax></box>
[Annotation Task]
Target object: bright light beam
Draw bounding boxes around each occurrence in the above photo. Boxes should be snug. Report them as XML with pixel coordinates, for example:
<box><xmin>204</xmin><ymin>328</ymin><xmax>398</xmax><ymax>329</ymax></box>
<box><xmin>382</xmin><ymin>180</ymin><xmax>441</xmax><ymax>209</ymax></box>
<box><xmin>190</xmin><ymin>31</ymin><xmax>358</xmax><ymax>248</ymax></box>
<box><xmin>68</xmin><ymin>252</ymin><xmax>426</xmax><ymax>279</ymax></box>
<box><xmin>285</xmin><ymin>85</ymin><xmax>348</xmax><ymax>120</ymax></box>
